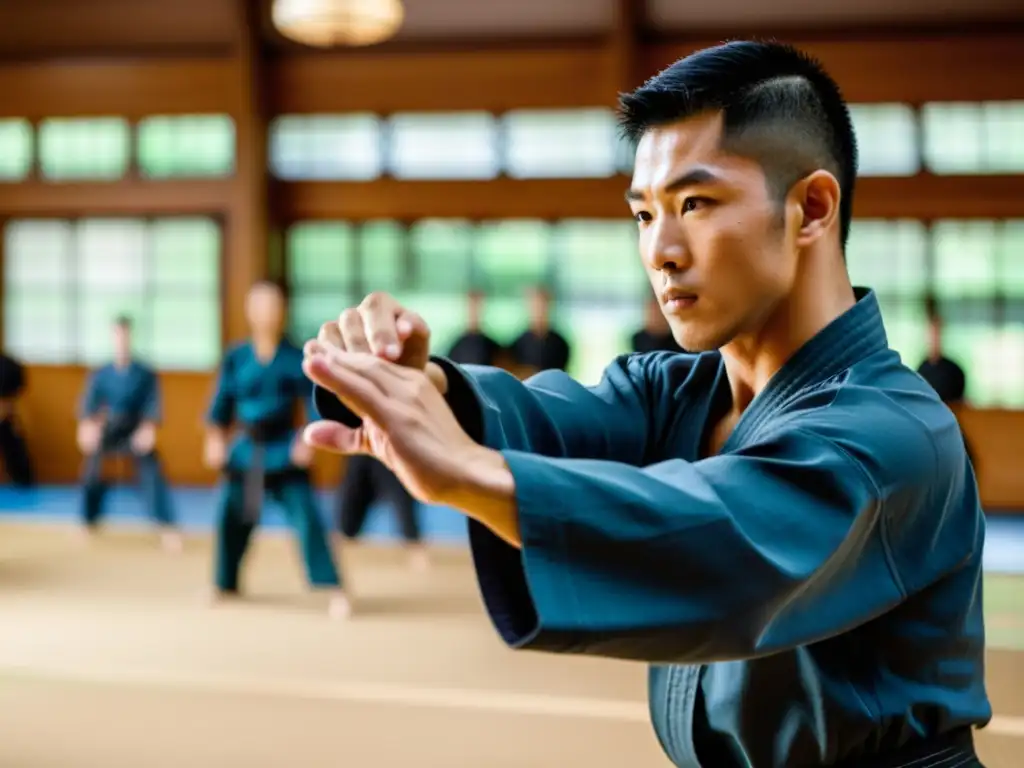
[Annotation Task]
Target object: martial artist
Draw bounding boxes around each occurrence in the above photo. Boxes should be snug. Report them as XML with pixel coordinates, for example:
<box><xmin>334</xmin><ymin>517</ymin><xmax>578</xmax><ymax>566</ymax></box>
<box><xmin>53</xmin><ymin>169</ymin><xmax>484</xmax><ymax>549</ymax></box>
<box><xmin>446</xmin><ymin>290</ymin><xmax>503</xmax><ymax>367</ymax></box>
<box><xmin>508</xmin><ymin>286</ymin><xmax>571</xmax><ymax>375</ymax></box>
<box><xmin>303</xmin><ymin>41</ymin><xmax>990</xmax><ymax>767</ymax></box>
<box><xmin>77</xmin><ymin>316</ymin><xmax>180</xmax><ymax>552</ymax></box>
<box><xmin>204</xmin><ymin>281</ymin><xmax>349</xmax><ymax>619</ymax></box>
<box><xmin>916</xmin><ymin>296</ymin><xmax>975</xmax><ymax>466</ymax></box>
<box><xmin>0</xmin><ymin>350</ymin><xmax>34</xmax><ymax>486</ymax></box>
<box><xmin>631</xmin><ymin>294</ymin><xmax>685</xmax><ymax>354</ymax></box>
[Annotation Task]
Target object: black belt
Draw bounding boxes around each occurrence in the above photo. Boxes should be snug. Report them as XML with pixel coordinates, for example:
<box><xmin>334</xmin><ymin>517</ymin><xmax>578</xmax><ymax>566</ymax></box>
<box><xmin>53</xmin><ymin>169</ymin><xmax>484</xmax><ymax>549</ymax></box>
<box><xmin>238</xmin><ymin>421</ymin><xmax>293</xmax><ymax>525</ymax></box>
<box><xmin>841</xmin><ymin>728</ymin><xmax>980</xmax><ymax>768</ymax></box>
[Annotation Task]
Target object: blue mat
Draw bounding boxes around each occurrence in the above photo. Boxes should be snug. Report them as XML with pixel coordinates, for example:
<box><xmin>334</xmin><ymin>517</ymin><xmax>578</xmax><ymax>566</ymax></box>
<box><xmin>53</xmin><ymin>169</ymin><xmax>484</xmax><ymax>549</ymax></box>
<box><xmin>0</xmin><ymin>485</ymin><xmax>469</xmax><ymax>543</ymax></box>
<box><xmin>2</xmin><ymin>486</ymin><xmax>1023</xmax><ymax>573</ymax></box>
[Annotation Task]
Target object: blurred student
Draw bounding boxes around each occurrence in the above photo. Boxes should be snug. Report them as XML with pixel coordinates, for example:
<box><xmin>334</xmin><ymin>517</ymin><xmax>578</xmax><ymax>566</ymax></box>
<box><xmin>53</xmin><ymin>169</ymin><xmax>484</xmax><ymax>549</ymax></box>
<box><xmin>77</xmin><ymin>316</ymin><xmax>180</xmax><ymax>552</ymax></box>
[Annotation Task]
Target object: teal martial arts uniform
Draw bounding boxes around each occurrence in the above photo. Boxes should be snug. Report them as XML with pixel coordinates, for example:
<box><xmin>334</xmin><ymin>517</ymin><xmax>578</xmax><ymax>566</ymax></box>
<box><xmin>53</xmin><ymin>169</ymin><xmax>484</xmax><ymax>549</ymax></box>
<box><xmin>79</xmin><ymin>361</ymin><xmax>174</xmax><ymax>527</ymax></box>
<box><xmin>208</xmin><ymin>340</ymin><xmax>340</xmax><ymax>593</ymax></box>
<box><xmin>314</xmin><ymin>289</ymin><xmax>989</xmax><ymax>767</ymax></box>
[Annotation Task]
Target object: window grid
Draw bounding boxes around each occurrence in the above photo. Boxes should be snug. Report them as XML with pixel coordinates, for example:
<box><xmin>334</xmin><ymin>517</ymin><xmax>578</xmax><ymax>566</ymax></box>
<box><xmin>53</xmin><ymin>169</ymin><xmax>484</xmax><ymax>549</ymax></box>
<box><xmin>285</xmin><ymin>218</ymin><xmax>1024</xmax><ymax>405</ymax></box>
<box><xmin>265</xmin><ymin>102</ymin><xmax>1024</xmax><ymax>180</ymax></box>
<box><xmin>1</xmin><ymin>217</ymin><xmax>223</xmax><ymax>370</ymax></box>
<box><xmin>136</xmin><ymin>114</ymin><xmax>236</xmax><ymax>179</ymax></box>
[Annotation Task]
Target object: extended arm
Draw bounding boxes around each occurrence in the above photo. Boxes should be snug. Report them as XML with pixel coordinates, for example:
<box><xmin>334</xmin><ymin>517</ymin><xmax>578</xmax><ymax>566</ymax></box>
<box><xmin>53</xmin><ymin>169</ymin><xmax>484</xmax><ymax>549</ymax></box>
<box><xmin>316</xmin><ymin>353</ymin><xmax>682</xmax><ymax>466</ymax></box>
<box><xmin>436</xmin><ymin>361</ymin><xmax>952</xmax><ymax>666</ymax></box>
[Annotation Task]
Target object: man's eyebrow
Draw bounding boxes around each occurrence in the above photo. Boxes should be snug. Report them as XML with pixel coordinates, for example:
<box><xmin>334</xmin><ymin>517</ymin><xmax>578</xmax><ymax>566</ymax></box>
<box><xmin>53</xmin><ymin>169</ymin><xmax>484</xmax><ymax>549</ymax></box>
<box><xmin>624</xmin><ymin>167</ymin><xmax>721</xmax><ymax>202</ymax></box>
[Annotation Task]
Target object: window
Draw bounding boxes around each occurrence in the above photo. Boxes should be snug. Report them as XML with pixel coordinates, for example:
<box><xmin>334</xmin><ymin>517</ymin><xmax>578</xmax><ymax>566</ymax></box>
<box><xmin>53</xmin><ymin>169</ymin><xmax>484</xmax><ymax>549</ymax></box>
<box><xmin>1002</xmin><ymin>220</ymin><xmax>1024</xmax><ymax>298</ymax></box>
<box><xmin>480</xmin><ymin>296</ymin><xmax>529</xmax><ymax>346</ymax></box>
<box><xmin>846</xmin><ymin>220</ymin><xmax>929</xmax><ymax>368</ymax></box>
<box><xmin>1</xmin><ymin>218</ymin><xmax>221</xmax><ymax>369</ymax></box>
<box><xmin>932</xmin><ymin>220</ymin><xmax>999</xmax><ymax>299</ymax></box>
<box><xmin>359</xmin><ymin>220</ymin><xmax>405</xmax><ymax>293</ymax></box>
<box><xmin>0</xmin><ymin>118</ymin><xmax>32</xmax><ymax>181</ymax></box>
<box><xmin>386</xmin><ymin>112</ymin><xmax>499</xmax><ymax>180</ymax></box>
<box><xmin>562</xmin><ymin>301</ymin><xmax>644</xmax><ymax>385</ymax></box>
<box><xmin>137</xmin><ymin>114</ymin><xmax>235</xmax><ymax>178</ymax></box>
<box><xmin>922</xmin><ymin>101</ymin><xmax>1024</xmax><ymax>174</ymax></box>
<box><xmin>474</xmin><ymin>220</ymin><xmax>550</xmax><ymax>293</ymax></box>
<box><xmin>269</xmin><ymin>114</ymin><xmax>382</xmax><ymax>180</ymax></box>
<box><xmin>503</xmin><ymin>109</ymin><xmax>620</xmax><ymax>179</ymax></box>
<box><xmin>554</xmin><ymin>220</ymin><xmax>644</xmax><ymax>299</ymax></box>
<box><xmin>2</xmin><ymin>220</ymin><xmax>75</xmax><ymax>364</ymax></box>
<box><xmin>38</xmin><ymin>117</ymin><xmax>130</xmax><ymax>180</ymax></box>
<box><xmin>848</xmin><ymin>104</ymin><xmax>919</xmax><ymax>176</ymax></box>
<box><xmin>408</xmin><ymin>219</ymin><xmax>473</xmax><ymax>292</ymax></box>
<box><xmin>148</xmin><ymin>218</ymin><xmax>223</xmax><ymax>370</ymax></box>
<box><xmin>285</xmin><ymin>222</ymin><xmax>356</xmax><ymax>342</ymax></box>
<box><xmin>846</xmin><ymin>219</ymin><xmax>929</xmax><ymax>297</ymax></box>
<box><xmin>930</xmin><ymin>219</ymin><xmax>1024</xmax><ymax>407</ymax></box>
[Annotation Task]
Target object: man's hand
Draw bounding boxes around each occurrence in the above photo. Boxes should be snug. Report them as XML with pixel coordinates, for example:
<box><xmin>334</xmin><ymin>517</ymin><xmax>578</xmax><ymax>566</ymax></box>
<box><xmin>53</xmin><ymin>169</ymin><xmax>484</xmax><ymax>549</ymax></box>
<box><xmin>317</xmin><ymin>291</ymin><xmax>432</xmax><ymax>371</ymax></box>
<box><xmin>302</xmin><ymin>348</ymin><xmax>509</xmax><ymax>509</ymax></box>
<box><xmin>77</xmin><ymin>419</ymin><xmax>102</xmax><ymax>456</ymax></box>
<box><xmin>203</xmin><ymin>431</ymin><xmax>228</xmax><ymax>471</ymax></box>
<box><xmin>130</xmin><ymin>422</ymin><xmax>157</xmax><ymax>455</ymax></box>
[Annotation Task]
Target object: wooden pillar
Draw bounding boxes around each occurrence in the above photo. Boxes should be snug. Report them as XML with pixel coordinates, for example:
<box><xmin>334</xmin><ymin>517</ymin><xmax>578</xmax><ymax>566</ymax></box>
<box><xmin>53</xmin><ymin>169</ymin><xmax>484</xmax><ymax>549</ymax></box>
<box><xmin>224</xmin><ymin>0</ymin><xmax>272</xmax><ymax>343</ymax></box>
<box><xmin>604</xmin><ymin>0</ymin><xmax>644</xmax><ymax>101</ymax></box>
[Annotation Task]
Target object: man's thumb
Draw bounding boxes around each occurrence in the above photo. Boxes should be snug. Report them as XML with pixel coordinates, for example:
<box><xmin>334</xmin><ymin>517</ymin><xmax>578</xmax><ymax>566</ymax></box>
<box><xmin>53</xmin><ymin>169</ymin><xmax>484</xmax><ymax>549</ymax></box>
<box><xmin>303</xmin><ymin>421</ymin><xmax>366</xmax><ymax>455</ymax></box>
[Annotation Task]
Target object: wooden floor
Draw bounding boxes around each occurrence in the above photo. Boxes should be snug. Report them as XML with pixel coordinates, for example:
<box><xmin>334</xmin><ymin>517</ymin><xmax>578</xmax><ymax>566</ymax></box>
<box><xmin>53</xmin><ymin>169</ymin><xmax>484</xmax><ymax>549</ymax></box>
<box><xmin>0</xmin><ymin>522</ymin><xmax>1021</xmax><ymax>768</ymax></box>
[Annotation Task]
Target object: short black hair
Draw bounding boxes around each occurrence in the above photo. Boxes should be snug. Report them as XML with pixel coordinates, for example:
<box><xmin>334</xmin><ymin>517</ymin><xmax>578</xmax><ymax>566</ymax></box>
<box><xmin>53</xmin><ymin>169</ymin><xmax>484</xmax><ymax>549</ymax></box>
<box><xmin>113</xmin><ymin>315</ymin><xmax>132</xmax><ymax>329</ymax></box>
<box><xmin>618</xmin><ymin>40</ymin><xmax>858</xmax><ymax>248</ymax></box>
<box><xmin>252</xmin><ymin>278</ymin><xmax>286</xmax><ymax>294</ymax></box>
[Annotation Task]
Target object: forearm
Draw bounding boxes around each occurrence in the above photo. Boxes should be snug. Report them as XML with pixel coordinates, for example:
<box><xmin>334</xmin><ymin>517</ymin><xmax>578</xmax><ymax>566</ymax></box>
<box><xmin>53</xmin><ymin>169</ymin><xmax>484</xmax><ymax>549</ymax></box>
<box><xmin>444</xmin><ymin>447</ymin><xmax>521</xmax><ymax>548</ymax></box>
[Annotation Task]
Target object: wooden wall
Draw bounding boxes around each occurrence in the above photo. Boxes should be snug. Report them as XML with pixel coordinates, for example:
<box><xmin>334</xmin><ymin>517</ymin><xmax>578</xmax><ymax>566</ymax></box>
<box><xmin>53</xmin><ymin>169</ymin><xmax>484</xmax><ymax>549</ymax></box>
<box><xmin>2</xmin><ymin>27</ymin><xmax>1024</xmax><ymax>507</ymax></box>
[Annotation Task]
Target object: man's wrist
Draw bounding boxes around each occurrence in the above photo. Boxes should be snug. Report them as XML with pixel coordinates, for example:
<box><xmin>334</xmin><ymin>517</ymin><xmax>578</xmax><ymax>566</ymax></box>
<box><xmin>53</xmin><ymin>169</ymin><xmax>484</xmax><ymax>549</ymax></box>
<box><xmin>444</xmin><ymin>447</ymin><xmax>521</xmax><ymax>548</ymax></box>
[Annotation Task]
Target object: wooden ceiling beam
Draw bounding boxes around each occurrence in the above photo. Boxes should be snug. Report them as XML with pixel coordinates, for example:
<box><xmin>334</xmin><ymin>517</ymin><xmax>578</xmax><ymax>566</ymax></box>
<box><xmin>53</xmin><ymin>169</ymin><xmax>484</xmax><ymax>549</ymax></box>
<box><xmin>275</xmin><ymin>175</ymin><xmax>1024</xmax><ymax>223</ymax></box>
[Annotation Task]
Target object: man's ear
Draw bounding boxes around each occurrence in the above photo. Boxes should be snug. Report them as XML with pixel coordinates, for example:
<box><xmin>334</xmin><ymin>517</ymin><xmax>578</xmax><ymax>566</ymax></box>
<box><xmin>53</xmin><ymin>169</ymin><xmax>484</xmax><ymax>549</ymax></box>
<box><xmin>790</xmin><ymin>170</ymin><xmax>841</xmax><ymax>248</ymax></box>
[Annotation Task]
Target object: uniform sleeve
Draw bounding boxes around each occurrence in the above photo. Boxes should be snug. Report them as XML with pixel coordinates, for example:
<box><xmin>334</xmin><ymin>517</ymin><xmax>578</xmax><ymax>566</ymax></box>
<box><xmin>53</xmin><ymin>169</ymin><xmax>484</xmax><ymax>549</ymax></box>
<box><xmin>140</xmin><ymin>369</ymin><xmax>162</xmax><ymax>423</ymax></box>
<box><xmin>432</xmin><ymin>354</ymin><xmax>658</xmax><ymax>465</ymax></box>
<box><xmin>79</xmin><ymin>369</ymin><xmax>104</xmax><ymax>419</ymax></box>
<box><xmin>439</xmin><ymin>358</ymin><xmax>936</xmax><ymax>665</ymax></box>
<box><xmin>206</xmin><ymin>353</ymin><xmax>236</xmax><ymax>427</ymax></box>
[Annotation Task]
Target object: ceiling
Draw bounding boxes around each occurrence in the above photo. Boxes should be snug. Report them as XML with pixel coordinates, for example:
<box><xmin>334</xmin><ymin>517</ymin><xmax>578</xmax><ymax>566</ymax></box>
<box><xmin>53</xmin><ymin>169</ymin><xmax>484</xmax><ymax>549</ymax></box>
<box><xmin>0</xmin><ymin>0</ymin><xmax>1020</xmax><ymax>57</ymax></box>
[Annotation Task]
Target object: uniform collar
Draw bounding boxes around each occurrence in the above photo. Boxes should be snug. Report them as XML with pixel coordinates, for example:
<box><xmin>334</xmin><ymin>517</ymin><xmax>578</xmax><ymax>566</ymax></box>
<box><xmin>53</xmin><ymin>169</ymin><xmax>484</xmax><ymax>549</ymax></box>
<box><xmin>725</xmin><ymin>287</ymin><xmax>889</xmax><ymax>447</ymax></box>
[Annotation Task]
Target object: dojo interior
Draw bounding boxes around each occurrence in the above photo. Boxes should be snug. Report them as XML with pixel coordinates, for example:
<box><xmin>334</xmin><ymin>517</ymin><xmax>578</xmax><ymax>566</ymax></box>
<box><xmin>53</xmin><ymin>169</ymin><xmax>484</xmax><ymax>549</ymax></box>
<box><xmin>0</xmin><ymin>1</ymin><xmax>1023</xmax><ymax>766</ymax></box>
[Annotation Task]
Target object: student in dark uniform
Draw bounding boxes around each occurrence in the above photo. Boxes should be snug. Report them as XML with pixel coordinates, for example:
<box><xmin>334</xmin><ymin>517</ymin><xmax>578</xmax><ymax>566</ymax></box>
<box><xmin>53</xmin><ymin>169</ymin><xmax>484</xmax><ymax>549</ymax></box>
<box><xmin>916</xmin><ymin>297</ymin><xmax>973</xmax><ymax>465</ymax></box>
<box><xmin>0</xmin><ymin>351</ymin><xmax>34</xmax><ymax>487</ymax></box>
<box><xmin>335</xmin><ymin>453</ymin><xmax>429</xmax><ymax>571</ymax></box>
<box><xmin>306</xmin><ymin>41</ymin><xmax>989</xmax><ymax>768</ymax></box>
<box><xmin>76</xmin><ymin>316</ymin><xmax>180</xmax><ymax>552</ymax></box>
<box><xmin>446</xmin><ymin>290</ymin><xmax>503</xmax><ymax>366</ymax></box>
<box><xmin>509</xmin><ymin>286</ymin><xmax>571</xmax><ymax>374</ymax></box>
<box><xmin>204</xmin><ymin>281</ymin><xmax>349</xmax><ymax>619</ymax></box>
<box><xmin>917</xmin><ymin>297</ymin><xmax>967</xmax><ymax>403</ymax></box>
<box><xmin>631</xmin><ymin>295</ymin><xmax>685</xmax><ymax>354</ymax></box>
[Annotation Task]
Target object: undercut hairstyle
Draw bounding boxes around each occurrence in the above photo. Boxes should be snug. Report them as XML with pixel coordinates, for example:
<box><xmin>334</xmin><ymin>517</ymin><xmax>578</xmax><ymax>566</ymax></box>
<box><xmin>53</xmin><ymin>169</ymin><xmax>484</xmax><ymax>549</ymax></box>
<box><xmin>618</xmin><ymin>40</ymin><xmax>858</xmax><ymax>249</ymax></box>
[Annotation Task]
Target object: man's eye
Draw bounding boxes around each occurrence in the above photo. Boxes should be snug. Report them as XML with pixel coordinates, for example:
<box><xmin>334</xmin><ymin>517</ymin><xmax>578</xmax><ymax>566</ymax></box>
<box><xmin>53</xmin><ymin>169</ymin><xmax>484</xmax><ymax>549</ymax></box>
<box><xmin>682</xmin><ymin>197</ymin><xmax>710</xmax><ymax>213</ymax></box>
<box><xmin>634</xmin><ymin>211</ymin><xmax>653</xmax><ymax>223</ymax></box>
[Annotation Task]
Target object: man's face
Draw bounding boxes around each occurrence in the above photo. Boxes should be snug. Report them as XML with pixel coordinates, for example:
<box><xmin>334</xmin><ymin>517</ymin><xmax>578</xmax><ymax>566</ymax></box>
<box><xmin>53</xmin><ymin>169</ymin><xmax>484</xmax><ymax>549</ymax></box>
<box><xmin>112</xmin><ymin>323</ymin><xmax>131</xmax><ymax>359</ymax></box>
<box><xmin>527</xmin><ymin>288</ymin><xmax>550</xmax><ymax>327</ymax></box>
<box><xmin>627</xmin><ymin>112</ymin><xmax>800</xmax><ymax>352</ymax></box>
<box><xmin>246</xmin><ymin>283</ymin><xmax>285</xmax><ymax>334</ymax></box>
